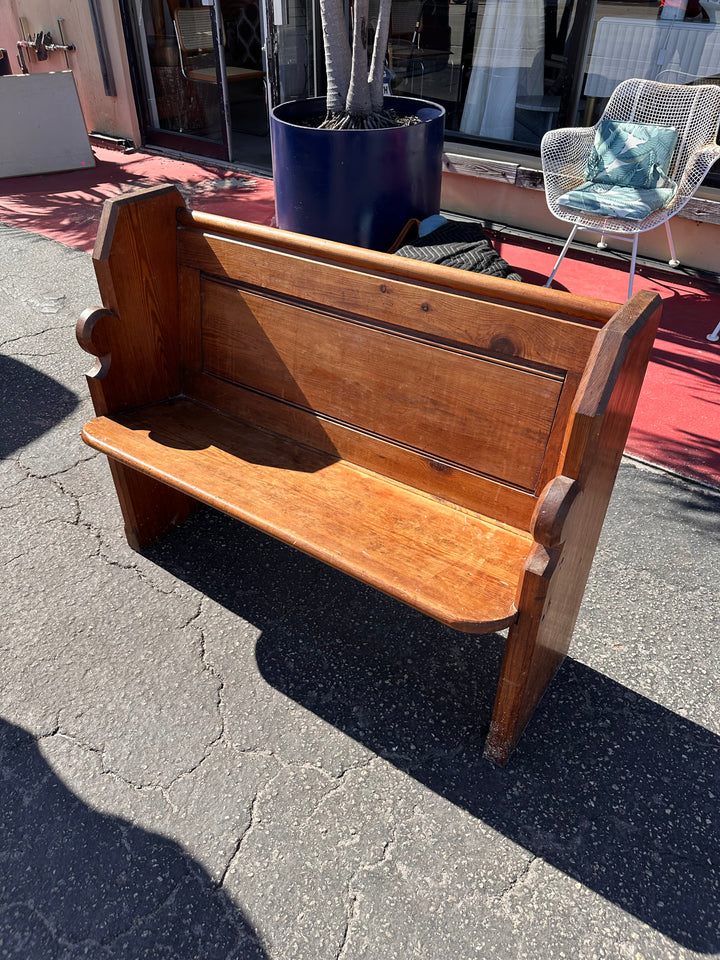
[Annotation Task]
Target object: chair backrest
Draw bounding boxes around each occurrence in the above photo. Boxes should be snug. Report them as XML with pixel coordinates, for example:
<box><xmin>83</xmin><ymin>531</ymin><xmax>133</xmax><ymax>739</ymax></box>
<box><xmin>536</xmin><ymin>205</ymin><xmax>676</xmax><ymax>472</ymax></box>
<box><xmin>174</xmin><ymin>7</ymin><xmax>225</xmax><ymax>54</ymax></box>
<box><xmin>600</xmin><ymin>78</ymin><xmax>720</xmax><ymax>180</ymax></box>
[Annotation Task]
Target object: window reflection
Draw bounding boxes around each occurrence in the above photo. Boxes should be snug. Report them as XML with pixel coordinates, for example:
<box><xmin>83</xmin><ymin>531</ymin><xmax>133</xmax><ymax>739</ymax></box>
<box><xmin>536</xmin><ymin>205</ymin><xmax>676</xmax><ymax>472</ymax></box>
<box><xmin>397</xmin><ymin>0</ymin><xmax>720</xmax><ymax>154</ymax></box>
<box><xmin>583</xmin><ymin>0</ymin><xmax>720</xmax><ymax>125</ymax></box>
<box><xmin>460</xmin><ymin>0</ymin><xmax>546</xmax><ymax>140</ymax></box>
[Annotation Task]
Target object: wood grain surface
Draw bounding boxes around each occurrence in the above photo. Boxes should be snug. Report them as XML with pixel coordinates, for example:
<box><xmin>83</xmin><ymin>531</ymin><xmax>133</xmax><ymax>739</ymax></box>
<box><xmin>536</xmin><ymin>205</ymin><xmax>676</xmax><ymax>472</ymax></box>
<box><xmin>199</xmin><ymin>278</ymin><xmax>563</xmax><ymax>492</ymax></box>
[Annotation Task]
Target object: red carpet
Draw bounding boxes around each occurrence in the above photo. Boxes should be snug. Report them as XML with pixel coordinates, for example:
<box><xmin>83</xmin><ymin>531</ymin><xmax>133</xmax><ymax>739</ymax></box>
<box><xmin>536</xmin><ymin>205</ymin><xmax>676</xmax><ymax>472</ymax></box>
<box><xmin>495</xmin><ymin>235</ymin><xmax>720</xmax><ymax>490</ymax></box>
<box><xmin>0</xmin><ymin>146</ymin><xmax>276</xmax><ymax>252</ymax></box>
<box><xmin>1</xmin><ymin>145</ymin><xmax>718</xmax><ymax>489</ymax></box>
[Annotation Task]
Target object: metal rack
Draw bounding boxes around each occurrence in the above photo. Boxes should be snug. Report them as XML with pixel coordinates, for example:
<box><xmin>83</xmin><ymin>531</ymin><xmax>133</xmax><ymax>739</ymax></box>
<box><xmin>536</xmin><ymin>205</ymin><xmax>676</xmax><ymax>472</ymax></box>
<box><xmin>16</xmin><ymin>17</ymin><xmax>74</xmax><ymax>73</ymax></box>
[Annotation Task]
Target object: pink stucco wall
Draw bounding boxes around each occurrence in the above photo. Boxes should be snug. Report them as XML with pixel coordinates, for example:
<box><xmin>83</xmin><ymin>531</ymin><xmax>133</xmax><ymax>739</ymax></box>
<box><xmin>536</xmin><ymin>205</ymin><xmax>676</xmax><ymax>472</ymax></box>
<box><xmin>0</xmin><ymin>0</ymin><xmax>141</xmax><ymax>144</ymax></box>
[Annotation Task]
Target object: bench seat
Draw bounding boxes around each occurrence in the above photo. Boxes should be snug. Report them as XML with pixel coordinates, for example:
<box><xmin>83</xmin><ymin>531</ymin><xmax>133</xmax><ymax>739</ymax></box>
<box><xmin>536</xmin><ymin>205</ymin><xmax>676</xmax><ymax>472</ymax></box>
<box><xmin>83</xmin><ymin>397</ymin><xmax>532</xmax><ymax>633</ymax></box>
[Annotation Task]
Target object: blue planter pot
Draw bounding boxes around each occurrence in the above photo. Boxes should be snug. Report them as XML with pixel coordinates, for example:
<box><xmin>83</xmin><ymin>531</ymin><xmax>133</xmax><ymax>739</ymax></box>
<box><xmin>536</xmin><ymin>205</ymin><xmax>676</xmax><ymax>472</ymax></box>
<box><xmin>270</xmin><ymin>96</ymin><xmax>445</xmax><ymax>252</ymax></box>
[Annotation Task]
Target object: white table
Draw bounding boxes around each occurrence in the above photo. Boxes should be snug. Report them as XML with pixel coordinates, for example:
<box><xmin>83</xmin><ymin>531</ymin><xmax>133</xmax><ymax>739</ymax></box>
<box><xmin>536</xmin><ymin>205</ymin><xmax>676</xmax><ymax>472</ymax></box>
<box><xmin>584</xmin><ymin>17</ymin><xmax>720</xmax><ymax>98</ymax></box>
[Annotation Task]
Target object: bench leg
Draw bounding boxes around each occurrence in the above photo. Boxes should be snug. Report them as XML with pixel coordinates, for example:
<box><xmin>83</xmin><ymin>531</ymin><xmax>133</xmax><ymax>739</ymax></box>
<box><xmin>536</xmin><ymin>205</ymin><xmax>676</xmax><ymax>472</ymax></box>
<box><xmin>108</xmin><ymin>461</ymin><xmax>198</xmax><ymax>551</ymax></box>
<box><xmin>483</xmin><ymin>544</ymin><xmax>570</xmax><ymax>766</ymax></box>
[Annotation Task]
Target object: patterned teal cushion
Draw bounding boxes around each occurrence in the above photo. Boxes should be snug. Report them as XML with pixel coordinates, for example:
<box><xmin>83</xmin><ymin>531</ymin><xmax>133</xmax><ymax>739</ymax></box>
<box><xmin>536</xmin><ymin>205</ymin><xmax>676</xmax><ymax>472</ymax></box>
<box><xmin>585</xmin><ymin>120</ymin><xmax>678</xmax><ymax>189</ymax></box>
<box><xmin>557</xmin><ymin>181</ymin><xmax>677</xmax><ymax>221</ymax></box>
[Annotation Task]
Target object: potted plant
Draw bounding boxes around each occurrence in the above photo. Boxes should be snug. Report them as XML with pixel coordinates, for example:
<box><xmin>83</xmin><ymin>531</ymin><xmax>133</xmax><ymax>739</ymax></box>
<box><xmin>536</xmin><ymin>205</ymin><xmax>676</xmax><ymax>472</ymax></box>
<box><xmin>270</xmin><ymin>0</ymin><xmax>446</xmax><ymax>251</ymax></box>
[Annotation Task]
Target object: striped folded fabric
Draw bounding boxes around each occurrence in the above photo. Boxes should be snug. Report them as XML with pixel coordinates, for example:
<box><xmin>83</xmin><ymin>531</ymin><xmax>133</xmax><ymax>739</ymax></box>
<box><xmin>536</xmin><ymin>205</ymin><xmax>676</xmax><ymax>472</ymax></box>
<box><xmin>395</xmin><ymin>220</ymin><xmax>522</xmax><ymax>281</ymax></box>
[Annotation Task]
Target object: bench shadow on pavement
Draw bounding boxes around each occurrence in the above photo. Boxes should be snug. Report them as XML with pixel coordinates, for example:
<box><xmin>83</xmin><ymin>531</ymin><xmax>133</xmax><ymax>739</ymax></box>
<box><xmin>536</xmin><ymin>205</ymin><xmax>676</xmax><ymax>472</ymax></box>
<box><xmin>147</xmin><ymin>486</ymin><xmax>720</xmax><ymax>954</ymax></box>
<box><xmin>0</xmin><ymin>355</ymin><xmax>79</xmax><ymax>458</ymax></box>
<box><xmin>0</xmin><ymin>718</ymin><xmax>267</xmax><ymax>958</ymax></box>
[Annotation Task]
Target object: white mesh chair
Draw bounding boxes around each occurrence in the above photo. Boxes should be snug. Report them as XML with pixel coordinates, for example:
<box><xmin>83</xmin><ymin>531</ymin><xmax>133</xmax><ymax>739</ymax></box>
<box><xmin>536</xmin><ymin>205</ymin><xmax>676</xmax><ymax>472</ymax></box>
<box><xmin>541</xmin><ymin>78</ymin><xmax>720</xmax><ymax>336</ymax></box>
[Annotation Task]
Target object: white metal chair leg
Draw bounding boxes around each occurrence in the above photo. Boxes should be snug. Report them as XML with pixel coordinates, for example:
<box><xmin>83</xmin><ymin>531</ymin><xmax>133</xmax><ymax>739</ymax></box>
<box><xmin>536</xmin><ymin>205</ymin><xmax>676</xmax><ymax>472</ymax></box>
<box><xmin>627</xmin><ymin>233</ymin><xmax>639</xmax><ymax>298</ymax></box>
<box><xmin>545</xmin><ymin>224</ymin><xmax>578</xmax><ymax>288</ymax></box>
<box><xmin>665</xmin><ymin>220</ymin><xmax>680</xmax><ymax>268</ymax></box>
<box><xmin>708</xmin><ymin>319</ymin><xmax>720</xmax><ymax>343</ymax></box>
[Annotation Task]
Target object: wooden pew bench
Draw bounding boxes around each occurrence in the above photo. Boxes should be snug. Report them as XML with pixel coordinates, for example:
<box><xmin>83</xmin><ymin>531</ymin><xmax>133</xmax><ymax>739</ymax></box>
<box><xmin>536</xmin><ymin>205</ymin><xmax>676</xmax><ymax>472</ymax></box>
<box><xmin>76</xmin><ymin>185</ymin><xmax>661</xmax><ymax>765</ymax></box>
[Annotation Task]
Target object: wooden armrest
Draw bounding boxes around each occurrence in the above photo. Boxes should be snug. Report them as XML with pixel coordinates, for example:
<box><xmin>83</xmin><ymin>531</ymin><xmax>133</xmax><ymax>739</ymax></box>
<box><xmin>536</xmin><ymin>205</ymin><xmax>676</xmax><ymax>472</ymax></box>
<box><xmin>530</xmin><ymin>475</ymin><xmax>580</xmax><ymax>549</ymax></box>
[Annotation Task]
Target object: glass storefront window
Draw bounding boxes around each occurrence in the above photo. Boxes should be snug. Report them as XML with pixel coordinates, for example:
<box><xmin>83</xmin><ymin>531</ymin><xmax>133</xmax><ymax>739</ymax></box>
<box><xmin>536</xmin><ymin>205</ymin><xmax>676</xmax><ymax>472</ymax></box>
<box><xmin>389</xmin><ymin>0</ymin><xmax>594</xmax><ymax>146</ymax></box>
<box><xmin>123</xmin><ymin>0</ymin><xmax>719</xmax><ymax>184</ymax></box>
<box><xmin>456</xmin><ymin>0</ymin><xmax>583</xmax><ymax>144</ymax></box>
<box><xmin>397</xmin><ymin>0</ymin><xmax>720</xmax><ymax>178</ymax></box>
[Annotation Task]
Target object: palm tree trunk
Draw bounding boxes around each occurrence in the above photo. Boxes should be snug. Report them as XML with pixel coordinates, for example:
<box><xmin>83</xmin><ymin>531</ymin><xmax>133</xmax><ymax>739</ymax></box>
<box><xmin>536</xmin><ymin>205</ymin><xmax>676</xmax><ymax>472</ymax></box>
<box><xmin>346</xmin><ymin>0</ymin><xmax>372</xmax><ymax>117</ymax></box>
<box><xmin>319</xmin><ymin>0</ymin><xmax>352</xmax><ymax>114</ymax></box>
<box><xmin>369</xmin><ymin>0</ymin><xmax>392</xmax><ymax>112</ymax></box>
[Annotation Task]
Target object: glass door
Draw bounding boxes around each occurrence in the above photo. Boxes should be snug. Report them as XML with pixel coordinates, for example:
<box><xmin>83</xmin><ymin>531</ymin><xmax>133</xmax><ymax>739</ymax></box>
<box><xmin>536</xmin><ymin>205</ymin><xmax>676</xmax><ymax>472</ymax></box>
<box><xmin>127</xmin><ymin>0</ymin><xmax>229</xmax><ymax>158</ymax></box>
<box><xmin>261</xmin><ymin>0</ymin><xmax>323</xmax><ymax>109</ymax></box>
<box><xmin>125</xmin><ymin>0</ymin><xmax>322</xmax><ymax>167</ymax></box>
<box><xmin>224</xmin><ymin>0</ymin><xmax>273</xmax><ymax>168</ymax></box>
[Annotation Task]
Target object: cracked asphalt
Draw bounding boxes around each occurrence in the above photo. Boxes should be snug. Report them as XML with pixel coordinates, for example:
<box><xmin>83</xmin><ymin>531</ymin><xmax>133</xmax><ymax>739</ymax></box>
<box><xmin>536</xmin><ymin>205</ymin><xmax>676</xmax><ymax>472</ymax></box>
<box><xmin>1</xmin><ymin>220</ymin><xmax>719</xmax><ymax>960</ymax></box>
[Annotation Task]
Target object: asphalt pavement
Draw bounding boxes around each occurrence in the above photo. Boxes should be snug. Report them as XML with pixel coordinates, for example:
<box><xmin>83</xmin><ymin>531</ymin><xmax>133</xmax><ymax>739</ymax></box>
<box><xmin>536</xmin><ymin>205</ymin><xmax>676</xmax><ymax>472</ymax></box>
<box><xmin>1</xmin><ymin>220</ymin><xmax>719</xmax><ymax>959</ymax></box>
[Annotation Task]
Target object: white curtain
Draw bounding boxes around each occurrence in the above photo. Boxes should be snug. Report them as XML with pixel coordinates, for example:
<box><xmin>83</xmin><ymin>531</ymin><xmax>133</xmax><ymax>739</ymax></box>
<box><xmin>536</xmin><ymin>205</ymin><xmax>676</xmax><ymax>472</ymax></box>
<box><xmin>460</xmin><ymin>0</ymin><xmax>545</xmax><ymax>140</ymax></box>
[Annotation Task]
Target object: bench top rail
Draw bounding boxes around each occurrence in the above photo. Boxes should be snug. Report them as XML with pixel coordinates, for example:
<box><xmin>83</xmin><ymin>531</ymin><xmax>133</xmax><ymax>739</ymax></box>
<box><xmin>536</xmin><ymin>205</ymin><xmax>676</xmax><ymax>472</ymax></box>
<box><xmin>176</xmin><ymin>206</ymin><xmax>621</xmax><ymax>325</ymax></box>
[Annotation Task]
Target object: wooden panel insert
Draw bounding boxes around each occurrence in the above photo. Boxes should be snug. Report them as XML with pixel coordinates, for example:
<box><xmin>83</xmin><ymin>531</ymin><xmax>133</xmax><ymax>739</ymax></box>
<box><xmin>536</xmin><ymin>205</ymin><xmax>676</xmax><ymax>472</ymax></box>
<box><xmin>199</xmin><ymin>278</ymin><xmax>563</xmax><ymax>492</ymax></box>
<box><xmin>178</xmin><ymin>230</ymin><xmax>603</xmax><ymax>374</ymax></box>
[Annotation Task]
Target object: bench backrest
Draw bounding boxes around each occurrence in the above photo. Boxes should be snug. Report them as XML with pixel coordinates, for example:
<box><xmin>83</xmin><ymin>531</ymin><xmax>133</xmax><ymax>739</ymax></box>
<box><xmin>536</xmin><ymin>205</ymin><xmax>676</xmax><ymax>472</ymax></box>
<box><xmin>91</xmin><ymin>186</ymin><xmax>637</xmax><ymax>533</ymax></box>
<box><xmin>175</xmin><ymin>215</ymin><xmax>622</xmax><ymax>532</ymax></box>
